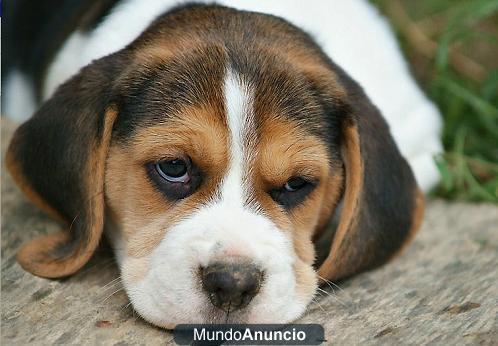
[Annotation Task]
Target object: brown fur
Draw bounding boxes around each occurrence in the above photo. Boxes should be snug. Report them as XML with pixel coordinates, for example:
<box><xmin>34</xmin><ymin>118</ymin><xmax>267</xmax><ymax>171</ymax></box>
<box><xmin>317</xmin><ymin>124</ymin><xmax>362</xmax><ymax>281</ymax></box>
<box><xmin>105</xmin><ymin>104</ymin><xmax>229</xmax><ymax>258</ymax></box>
<box><xmin>251</xmin><ymin>116</ymin><xmax>339</xmax><ymax>265</ymax></box>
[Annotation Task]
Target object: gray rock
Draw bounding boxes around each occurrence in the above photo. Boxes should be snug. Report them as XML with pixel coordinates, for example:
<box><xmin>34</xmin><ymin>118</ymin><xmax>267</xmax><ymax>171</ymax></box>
<box><xmin>2</xmin><ymin>119</ymin><xmax>497</xmax><ymax>345</ymax></box>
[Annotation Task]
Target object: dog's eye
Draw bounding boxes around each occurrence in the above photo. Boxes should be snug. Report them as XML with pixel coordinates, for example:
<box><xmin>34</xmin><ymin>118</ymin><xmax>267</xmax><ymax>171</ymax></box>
<box><xmin>269</xmin><ymin>177</ymin><xmax>316</xmax><ymax>209</ymax></box>
<box><xmin>155</xmin><ymin>159</ymin><xmax>190</xmax><ymax>183</ymax></box>
<box><xmin>284</xmin><ymin>177</ymin><xmax>307</xmax><ymax>192</ymax></box>
<box><xmin>146</xmin><ymin>157</ymin><xmax>201</xmax><ymax>200</ymax></box>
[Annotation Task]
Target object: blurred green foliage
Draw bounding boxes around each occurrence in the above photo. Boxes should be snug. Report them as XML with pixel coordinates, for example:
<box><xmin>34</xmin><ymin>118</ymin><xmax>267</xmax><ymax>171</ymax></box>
<box><xmin>372</xmin><ymin>0</ymin><xmax>498</xmax><ymax>203</ymax></box>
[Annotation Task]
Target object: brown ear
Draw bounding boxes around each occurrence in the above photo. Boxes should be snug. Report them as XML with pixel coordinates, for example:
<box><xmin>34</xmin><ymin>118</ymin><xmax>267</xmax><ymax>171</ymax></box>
<box><xmin>317</xmin><ymin>86</ymin><xmax>424</xmax><ymax>282</ymax></box>
<box><xmin>6</xmin><ymin>56</ymin><xmax>121</xmax><ymax>278</ymax></box>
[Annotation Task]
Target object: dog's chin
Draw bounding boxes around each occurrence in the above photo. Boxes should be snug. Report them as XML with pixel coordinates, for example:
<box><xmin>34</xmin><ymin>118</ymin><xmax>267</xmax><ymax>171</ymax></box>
<box><xmin>122</xmin><ymin>271</ymin><xmax>315</xmax><ymax>329</ymax></box>
<box><xmin>121</xmin><ymin>265</ymin><xmax>317</xmax><ymax>329</ymax></box>
<box><xmin>131</xmin><ymin>298</ymin><xmax>312</xmax><ymax>330</ymax></box>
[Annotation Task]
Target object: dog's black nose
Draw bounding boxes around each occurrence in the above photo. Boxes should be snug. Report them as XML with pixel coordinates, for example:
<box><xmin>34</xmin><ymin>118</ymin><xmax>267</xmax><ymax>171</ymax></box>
<box><xmin>201</xmin><ymin>261</ymin><xmax>263</xmax><ymax>311</ymax></box>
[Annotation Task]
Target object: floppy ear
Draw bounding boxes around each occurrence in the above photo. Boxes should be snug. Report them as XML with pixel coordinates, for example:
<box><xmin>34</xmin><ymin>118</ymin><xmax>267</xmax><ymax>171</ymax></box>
<box><xmin>6</xmin><ymin>56</ymin><xmax>121</xmax><ymax>278</ymax></box>
<box><xmin>317</xmin><ymin>85</ymin><xmax>424</xmax><ymax>282</ymax></box>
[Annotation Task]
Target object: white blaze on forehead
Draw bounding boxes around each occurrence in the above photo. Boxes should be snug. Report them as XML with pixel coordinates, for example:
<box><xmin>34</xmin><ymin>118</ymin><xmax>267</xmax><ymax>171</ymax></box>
<box><xmin>222</xmin><ymin>69</ymin><xmax>254</xmax><ymax>205</ymax></box>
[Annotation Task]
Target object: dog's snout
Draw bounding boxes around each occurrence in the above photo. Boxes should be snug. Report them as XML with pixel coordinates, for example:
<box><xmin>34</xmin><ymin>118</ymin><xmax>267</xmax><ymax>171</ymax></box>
<box><xmin>201</xmin><ymin>261</ymin><xmax>263</xmax><ymax>311</ymax></box>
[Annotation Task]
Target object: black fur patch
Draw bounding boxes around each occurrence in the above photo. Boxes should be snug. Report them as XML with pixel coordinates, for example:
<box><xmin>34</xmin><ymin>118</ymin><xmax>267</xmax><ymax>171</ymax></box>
<box><xmin>2</xmin><ymin>0</ymin><xmax>121</xmax><ymax>100</ymax></box>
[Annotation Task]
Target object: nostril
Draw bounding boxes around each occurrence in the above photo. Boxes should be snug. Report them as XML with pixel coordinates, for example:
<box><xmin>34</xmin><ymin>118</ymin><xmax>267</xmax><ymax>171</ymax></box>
<box><xmin>240</xmin><ymin>289</ymin><xmax>256</xmax><ymax>306</ymax></box>
<box><xmin>200</xmin><ymin>261</ymin><xmax>263</xmax><ymax>311</ymax></box>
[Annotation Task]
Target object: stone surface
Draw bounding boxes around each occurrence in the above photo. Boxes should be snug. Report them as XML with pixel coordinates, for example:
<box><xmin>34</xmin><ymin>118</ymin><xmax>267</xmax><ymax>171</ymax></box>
<box><xmin>2</xmin><ymin>118</ymin><xmax>497</xmax><ymax>345</ymax></box>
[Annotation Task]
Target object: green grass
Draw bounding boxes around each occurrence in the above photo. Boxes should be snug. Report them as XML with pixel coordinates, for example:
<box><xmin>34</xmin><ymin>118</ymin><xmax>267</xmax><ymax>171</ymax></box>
<box><xmin>371</xmin><ymin>0</ymin><xmax>498</xmax><ymax>203</ymax></box>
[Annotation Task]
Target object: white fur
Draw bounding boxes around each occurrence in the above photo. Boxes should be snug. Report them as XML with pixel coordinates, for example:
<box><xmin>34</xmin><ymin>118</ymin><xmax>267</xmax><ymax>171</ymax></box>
<box><xmin>42</xmin><ymin>0</ymin><xmax>181</xmax><ymax>100</ymax></box>
<box><xmin>2</xmin><ymin>70</ymin><xmax>36</xmax><ymax>121</ymax></box>
<box><xmin>113</xmin><ymin>70</ymin><xmax>310</xmax><ymax>326</ymax></box>
<box><xmin>43</xmin><ymin>33</ymin><xmax>88</xmax><ymax>102</ymax></box>
<box><xmin>222</xmin><ymin>70</ymin><xmax>250</xmax><ymax>204</ymax></box>
<box><xmin>6</xmin><ymin>0</ymin><xmax>442</xmax><ymax>191</ymax></box>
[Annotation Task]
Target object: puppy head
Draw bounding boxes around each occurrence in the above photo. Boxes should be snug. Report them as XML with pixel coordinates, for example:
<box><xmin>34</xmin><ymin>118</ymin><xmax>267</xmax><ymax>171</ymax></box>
<box><xmin>6</xmin><ymin>5</ymin><xmax>423</xmax><ymax>327</ymax></box>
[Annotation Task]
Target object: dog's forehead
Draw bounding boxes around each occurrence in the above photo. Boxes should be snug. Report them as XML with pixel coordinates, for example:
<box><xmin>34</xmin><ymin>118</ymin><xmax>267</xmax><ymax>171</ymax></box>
<box><xmin>113</xmin><ymin>46</ymin><xmax>225</xmax><ymax>138</ymax></box>
<box><xmin>112</xmin><ymin>48</ymin><xmax>341</xmax><ymax>151</ymax></box>
<box><xmin>110</xmin><ymin>5</ymin><xmax>348</xmax><ymax>152</ymax></box>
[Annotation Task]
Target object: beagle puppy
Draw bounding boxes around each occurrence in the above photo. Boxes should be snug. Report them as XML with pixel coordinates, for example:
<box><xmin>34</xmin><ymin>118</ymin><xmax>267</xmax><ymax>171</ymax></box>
<box><xmin>5</xmin><ymin>0</ymin><xmax>434</xmax><ymax>328</ymax></box>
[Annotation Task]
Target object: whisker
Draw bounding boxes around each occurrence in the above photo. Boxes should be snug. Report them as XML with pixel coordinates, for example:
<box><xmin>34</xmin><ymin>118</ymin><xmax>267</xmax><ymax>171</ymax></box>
<box><xmin>318</xmin><ymin>275</ymin><xmax>344</xmax><ymax>292</ymax></box>
<box><xmin>101</xmin><ymin>276</ymin><xmax>122</xmax><ymax>290</ymax></box>
<box><xmin>99</xmin><ymin>282</ymin><xmax>123</xmax><ymax>294</ymax></box>
<box><xmin>102</xmin><ymin>276</ymin><xmax>121</xmax><ymax>287</ymax></box>
<box><xmin>316</xmin><ymin>287</ymin><xmax>336</xmax><ymax>300</ymax></box>
<box><xmin>316</xmin><ymin>287</ymin><xmax>330</xmax><ymax>295</ymax></box>
<box><xmin>316</xmin><ymin>287</ymin><xmax>348</xmax><ymax>307</ymax></box>
<box><xmin>121</xmin><ymin>301</ymin><xmax>133</xmax><ymax>311</ymax></box>
<box><xmin>311</xmin><ymin>298</ymin><xmax>325</xmax><ymax>312</ymax></box>
<box><xmin>101</xmin><ymin>287</ymin><xmax>125</xmax><ymax>304</ymax></box>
